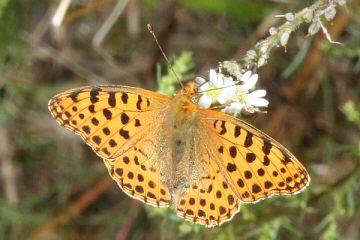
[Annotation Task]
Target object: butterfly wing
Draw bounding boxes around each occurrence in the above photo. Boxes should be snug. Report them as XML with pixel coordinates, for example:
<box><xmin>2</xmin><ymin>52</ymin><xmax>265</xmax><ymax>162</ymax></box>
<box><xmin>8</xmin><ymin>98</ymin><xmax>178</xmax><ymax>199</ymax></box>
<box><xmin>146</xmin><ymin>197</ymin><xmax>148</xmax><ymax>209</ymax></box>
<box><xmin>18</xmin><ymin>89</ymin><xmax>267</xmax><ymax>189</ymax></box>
<box><xmin>198</xmin><ymin>108</ymin><xmax>310</xmax><ymax>203</ymax></box>
<box><xmin>49</xmin><ymin>85</ymin><xmax>174</xmax><ymax>206</ymax></box>
<box><xmin>103</xmin><ymin>136</ymin><xmax>173</xmax><ymax>207</ymax></box>
<box><xmin>175</xmin><ymin>148</ymin><xmax>241</xmax><ymax>227</ymax></box>
<box><xmin>48</xmin><ymin>86</ymin><xmax>171</xmax><ymax>160</ymax></box>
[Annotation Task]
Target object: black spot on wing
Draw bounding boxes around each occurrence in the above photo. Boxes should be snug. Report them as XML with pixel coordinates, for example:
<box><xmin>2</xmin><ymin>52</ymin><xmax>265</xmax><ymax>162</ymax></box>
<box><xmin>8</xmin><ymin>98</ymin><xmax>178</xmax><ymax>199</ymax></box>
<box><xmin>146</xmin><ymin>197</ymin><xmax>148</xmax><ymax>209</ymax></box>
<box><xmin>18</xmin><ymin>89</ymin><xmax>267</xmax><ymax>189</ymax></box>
<box><xmin>136</xmin><ymin>95</ymin><xmax>143</xmax><ymax>110</ymax></box>
<box><xmin>257</xmin><ymin>168</ymin><xmax>265</xmax><ymax>176</ymax></box>
<box><xmin>263</xmin><ymin>155</ymin><xmax>270</xmax><ymax>166</ymax></box>
<box><xmin>92</xmin><ymin>136</ymin><xmax>101</xmax><ymax>145</ymax></box>
<box><xmin>89</xmin><ymin>105</ymin><xmax>95</xmax><ymax>113</ymax></box>
<box><xmin>123</xmin><ymin>156</ymin><xmax>130</xmax><ymax>164</ymax></box>
<box><xmin>244</xmin><ymin>132</ymin><xmax>253</xmax><ymax>147</ymax></box>
<box><xmin>103</xmin><ymin>127</ymin><xmax>110</xmax><ymax>135</ymax></box>
<box><xmin>135</xmin><ymin>119</ymin><xmax>141</xmax><ymax>127</ymax></box>
<box><xmin>90</xmin><ymin>88</ymin><xmax>101</xmax><ymax>103</ymax></box>
<box><xmin>219</xmin><ymin>121</ymin><xmax>226</xmax><ymax>135</ymax></box>
<box><xmin>244</xmin><ymin>171</ymin><xmax>252</xmax><ymax>179</ymax></box>
<box><xmin>103</xmin><ymin>109</ymin><xmax>112</xmax><ymax>120</ymax></box>
<box><xmin>228</xmin><ymin>195</ymin><xmax>234</xmax><ymax>205</ymax></box>
<box><xmin>213</xmin><ymin>120</ymin><xmax>218</xmax><ymax>129</ymax></box>
<box><xmin>280</xmin><ymin>149</ymin><xmax>292</xmax><ymax>165</ymax></box>
<box><xmin>219</xmin><ymin>206</ymin><xmax>226</xmax><ymax>215</ymax></box>
<box><xmin>102</xmin><ymin>147</ymin><xmax>111</xmax><ymax>156</ymax></box>
<box><xmin>119</xmin><ymin>129</ymin><xmax>130</xmax><ymax>139</ymax></box>
<box><xmin>234</xmin><ymin>125</ymin><xmax>241</xmax><ymax>138</ymax></box>
<box><xmin>198</xmin><ymin>209</ymin><xmax>206</xmax><ymax>217</ymax></box>
<box><xmin>121</xmin><ymin>92</ymin><xmax>128</xmax><ymax>104</ymax></box>
<box><xmin>242</xmin><ymin>191</ymin><xmax>249</xmax><ymax>198</ymax></box>
<box><xmin>108</xmin><ymin>92</ymin><xmax>116</xmax><ymax>107</ymax></box>
<box><xmin>115</xmin><ymin>168</ymin><xmax>123</xmax><ymax>176</ymax></box>
<box><xmin>109</xmin><ymin>139</ymin><xmax>117</xmax><ymax>147</ymax></box>
<box><xmin>91</xmin><ymin>117</ymin><xmax>99</xmax><ymax>126</ymax></box>
<box><xmin>229</xmin><ymin>146</ymin><xmax>237</xmax><ymax>158</ymax></box>
<box><xmin>262</xmin><ymin>138</ymin><xmax>272</xmax><ymax>155</ymax></box>
<box><xmin>252</xmin><ymin>184</ymin><xmax>261</xmax><ymax>194</ymax></box>
<box><xmin>227</xmin><ymin>163</ymin><xmax>237</xmax><ymax>172</ymax></box>
<box><xmin>147</xmin><ymin>192</ymin><xmax>156</xmax><ymax>199</ymax></box>
<box><xmin>246</xmin><ymin>153</ymin><xmax>256</xmax><ymax>163</ymax></box>
<box><xmin>218</xmin><ymin>146</ymin><xmax>223</xmax><ymax>153</ymax></box>
<box><xmin>135</xmin><ymin>185</ymin><xmax>144</xmax><ymax>193</ymax></box>
<box><xmin>69</xmin><ymin>90</ymin><xmax>81</xmax><ymax>102</ymax></box>
<box><xmin>264</xmin><ymin>181</ymin><xmax>273</xmax><ymax>189</ymax></box>
<box><xmin>82</xmin><ymin>125</ymin><xmax>90</xmax><ymax>134</ymax></box>
<box><xmin>121</xmin><ymin>113</ymin><xmax>129</xmax><ymax>124</ymax></box>
<box><xmin>186</xmin><ymin>209</ymin><xmax>194</xmax><ymax>216</ymax></box>
<box><xmin>237</xmin><ymin>179</ymin><xmax>244</xmax><ymax>188</ymax></box>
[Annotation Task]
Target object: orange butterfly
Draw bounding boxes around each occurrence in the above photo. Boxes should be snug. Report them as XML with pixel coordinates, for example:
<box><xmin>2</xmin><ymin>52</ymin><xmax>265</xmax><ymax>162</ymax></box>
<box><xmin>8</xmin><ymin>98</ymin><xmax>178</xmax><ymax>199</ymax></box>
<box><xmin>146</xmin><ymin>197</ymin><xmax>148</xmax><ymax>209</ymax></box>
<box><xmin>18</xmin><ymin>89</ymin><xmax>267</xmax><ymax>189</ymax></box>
<box><xmin>48</xmin><ymin>81</ymin><xmax>310</xmax><ymax>227</ymax></box>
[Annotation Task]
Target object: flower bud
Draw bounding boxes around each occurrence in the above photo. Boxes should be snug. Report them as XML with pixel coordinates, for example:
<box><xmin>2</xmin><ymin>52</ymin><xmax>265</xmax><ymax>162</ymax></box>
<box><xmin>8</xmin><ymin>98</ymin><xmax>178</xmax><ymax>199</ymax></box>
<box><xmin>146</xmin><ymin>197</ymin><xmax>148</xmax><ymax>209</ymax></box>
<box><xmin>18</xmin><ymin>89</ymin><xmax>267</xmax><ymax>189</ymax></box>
<box><xmin>308</xmin><ymin>20</ymin><xmax>320</xmax><ymax>35</ymax></box>
<box><xmin>325</xmin><ymin>7</ymin><xmax>336</xmax><ymax>21</ymax></box>
<box><xmin>269</xmin><ymin>27</ymin><xmax>278</xmax><ymax>35</ymax></box>
<box><xmin>337</xmin><ymin>0</ymin><xmax>346</xmax><ymax>6</ymax></box>
<box><xmin>246</xmin><ymin>50</ymin><xmax>257</xmax><ymax>60</ymax></box>
<box><xmin>257</xmin><ymin>56</ymin><xmax>266</xmax><ymax>67</ymax></box>
<box><xmin>260</xmin><ymin>44</ymin><xmax>268</xmax><ymax>54</ymax></box>
<box><xmin>303</xmin><ymin>10</ymin><xmax>313</xmax><ymax>23</ymax></box>
<box><xmin>285</xmin><ymin>12</ymin><xmax>294</xmax><ymax>21</ymax></box>
<box><xmin>280</xmin><ymin>31</ymin><xmax>290</xmax><ymax>46</ymax></box>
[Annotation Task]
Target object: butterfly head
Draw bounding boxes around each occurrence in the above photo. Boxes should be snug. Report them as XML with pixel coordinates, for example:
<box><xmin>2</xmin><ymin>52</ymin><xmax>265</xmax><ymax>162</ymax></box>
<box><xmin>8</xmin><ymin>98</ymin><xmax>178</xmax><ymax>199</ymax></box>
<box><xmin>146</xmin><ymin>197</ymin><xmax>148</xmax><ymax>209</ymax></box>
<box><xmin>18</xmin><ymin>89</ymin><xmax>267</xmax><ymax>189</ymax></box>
<box><xmin>181</xmin><ymin>81</ymin><xmax>199</xmax><ymax>104</ymax></box>
<box><xmin>171</xmin><ymin>81</ymin><xmax>200</xmax><ymax>125</ymax></box>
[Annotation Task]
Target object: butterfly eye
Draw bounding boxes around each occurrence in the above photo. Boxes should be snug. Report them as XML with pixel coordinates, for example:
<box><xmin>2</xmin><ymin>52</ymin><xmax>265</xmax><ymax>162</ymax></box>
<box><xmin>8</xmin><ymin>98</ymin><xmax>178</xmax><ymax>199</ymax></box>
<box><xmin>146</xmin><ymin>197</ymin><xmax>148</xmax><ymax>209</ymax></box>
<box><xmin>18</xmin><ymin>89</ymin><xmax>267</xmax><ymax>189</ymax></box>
<box><xmin>191</xmin><ymin>95</ymin><xmax>198</xmax><ymax>103</ymax></box>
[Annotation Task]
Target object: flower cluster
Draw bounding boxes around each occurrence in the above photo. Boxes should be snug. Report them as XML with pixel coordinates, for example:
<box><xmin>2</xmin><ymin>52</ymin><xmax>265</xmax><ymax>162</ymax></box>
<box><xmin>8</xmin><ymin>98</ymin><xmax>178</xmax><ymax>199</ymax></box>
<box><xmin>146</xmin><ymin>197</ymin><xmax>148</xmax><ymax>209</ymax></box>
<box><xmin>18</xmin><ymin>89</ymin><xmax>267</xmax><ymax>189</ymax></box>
<box><xmin>196</xmin><ymin>69</ymin><xmax>268</xmax><ymax>116</ymax></box>
<box><xmin>236</xmin><ymin>0</ymin><xmax>346</xmax><ymax>71</ymax></box>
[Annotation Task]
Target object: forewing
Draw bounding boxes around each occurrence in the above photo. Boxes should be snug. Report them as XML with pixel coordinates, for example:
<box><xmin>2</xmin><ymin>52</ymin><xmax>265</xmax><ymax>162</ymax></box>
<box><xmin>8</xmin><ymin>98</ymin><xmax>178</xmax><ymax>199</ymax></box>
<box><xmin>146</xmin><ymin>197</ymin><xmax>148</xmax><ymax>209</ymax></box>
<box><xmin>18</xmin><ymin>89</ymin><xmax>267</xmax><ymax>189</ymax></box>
<box><xmin>48</xmin><ymin>86</ymin><xmax>170</xmax><ymax>159</ymax></box>
<box><xmin>199</xmin><ymin>109</ymin><xmax>310</xmax><ymax>203</ymax></box>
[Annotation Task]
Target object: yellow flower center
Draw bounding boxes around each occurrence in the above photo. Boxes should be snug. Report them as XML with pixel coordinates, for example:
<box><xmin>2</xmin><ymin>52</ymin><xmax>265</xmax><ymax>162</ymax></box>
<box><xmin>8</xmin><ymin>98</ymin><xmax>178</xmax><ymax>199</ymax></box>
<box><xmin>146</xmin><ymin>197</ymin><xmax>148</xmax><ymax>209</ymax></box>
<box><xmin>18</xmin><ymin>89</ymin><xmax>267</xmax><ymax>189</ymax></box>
<box><xmin>206</xmin><ymin>86</ymin><xmax>221</xmax><ymax>99</ymax></box>
<box><xmin>234</xmin><ymin>88</ymin><xmax>247</xmax><ymax>103</ymax></box>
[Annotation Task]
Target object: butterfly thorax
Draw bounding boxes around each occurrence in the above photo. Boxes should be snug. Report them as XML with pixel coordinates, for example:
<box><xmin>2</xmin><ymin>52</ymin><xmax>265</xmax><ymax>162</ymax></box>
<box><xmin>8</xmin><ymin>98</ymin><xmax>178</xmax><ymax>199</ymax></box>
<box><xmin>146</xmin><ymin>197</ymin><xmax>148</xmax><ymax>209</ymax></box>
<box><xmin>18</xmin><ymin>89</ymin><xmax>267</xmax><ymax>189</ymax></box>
<box><xmin>171</xmin><ymin>82</ymin><xmax>199</xmax><ymax>126</ymax></box>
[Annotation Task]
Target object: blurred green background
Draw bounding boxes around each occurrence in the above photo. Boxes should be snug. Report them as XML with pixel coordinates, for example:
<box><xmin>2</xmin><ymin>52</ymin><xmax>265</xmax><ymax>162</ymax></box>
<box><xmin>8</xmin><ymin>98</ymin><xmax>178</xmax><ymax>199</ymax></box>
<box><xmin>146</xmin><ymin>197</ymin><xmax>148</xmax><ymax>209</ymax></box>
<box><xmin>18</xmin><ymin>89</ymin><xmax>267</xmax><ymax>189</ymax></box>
<box><xmin>0</xmin><ymin>0</ymin><xmax>359</xmax><ymax>239</ymax></box>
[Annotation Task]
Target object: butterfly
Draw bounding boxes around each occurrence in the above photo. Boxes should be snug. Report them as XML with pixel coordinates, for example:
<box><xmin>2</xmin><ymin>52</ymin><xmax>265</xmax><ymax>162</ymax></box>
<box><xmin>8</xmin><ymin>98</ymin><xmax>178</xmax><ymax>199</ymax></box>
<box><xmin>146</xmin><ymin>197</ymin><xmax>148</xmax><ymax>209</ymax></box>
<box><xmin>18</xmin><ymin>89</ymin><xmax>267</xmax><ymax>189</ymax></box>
<box><xmin>48</xmin><ymin>81</ymin><xmax>310</xmax><ymax>227</ymax></box>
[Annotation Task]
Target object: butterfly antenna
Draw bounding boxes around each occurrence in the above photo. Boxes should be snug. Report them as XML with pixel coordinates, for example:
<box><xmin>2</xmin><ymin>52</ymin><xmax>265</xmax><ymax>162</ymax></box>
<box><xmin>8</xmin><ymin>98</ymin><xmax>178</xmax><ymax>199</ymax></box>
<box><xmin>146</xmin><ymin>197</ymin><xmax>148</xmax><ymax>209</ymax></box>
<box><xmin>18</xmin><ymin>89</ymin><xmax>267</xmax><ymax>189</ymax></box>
<box><xmin>147</xmin><ymin>24</ymin><xmax>183</xmax><ymax>88</ymax></box>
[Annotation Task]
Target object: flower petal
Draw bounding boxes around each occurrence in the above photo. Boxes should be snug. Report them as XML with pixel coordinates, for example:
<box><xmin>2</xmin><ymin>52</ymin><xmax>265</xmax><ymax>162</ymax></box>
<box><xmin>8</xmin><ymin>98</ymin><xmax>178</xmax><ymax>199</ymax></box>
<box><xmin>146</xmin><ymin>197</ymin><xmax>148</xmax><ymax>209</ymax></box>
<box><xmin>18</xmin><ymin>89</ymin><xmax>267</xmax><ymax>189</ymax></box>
<box><xmin>209</xmin><ymin>69</ymin><xmax>217</xmax><ymax>83</ymax></box>
<box><xmin>242</xmin><ymin>73</ymin><xmax>258</xmax><ymax>90</ymax></box>
<box><xmin>217</xmin><ymin>95</ymin><xmax>227</xmax><ymax>104</ymax></box>
<box><xmin>198</xmin><ymin>95</ymin><xmax>213</xmax><ymax>108</ymax></box>
<box><xmin>246</xmin><ymin>97</ymin><xmax>269</xmax><ymax>107</ymax></box>
<box><xmin>222</xmin><ymin>102</ymin><xmax>244</xmax><ymax>115</ymax></box>
<box><xmin>195</xmin><ymin>77</ymin><xmax>206</xmax><ymax>86</ymax></box>
<box><xmin>248</xmin><ymin>89</ymin><xmax>266</xmax><ymax>98</ymax></box>
<box><xmin>198</xmin><ymin>81</ymin><xmax>210</xmax><ymax>92</ymax></box>
<box><xmin>241</xmin><ymin>71</ymin><xmax>252</xmax><ymax>83</ymax></box>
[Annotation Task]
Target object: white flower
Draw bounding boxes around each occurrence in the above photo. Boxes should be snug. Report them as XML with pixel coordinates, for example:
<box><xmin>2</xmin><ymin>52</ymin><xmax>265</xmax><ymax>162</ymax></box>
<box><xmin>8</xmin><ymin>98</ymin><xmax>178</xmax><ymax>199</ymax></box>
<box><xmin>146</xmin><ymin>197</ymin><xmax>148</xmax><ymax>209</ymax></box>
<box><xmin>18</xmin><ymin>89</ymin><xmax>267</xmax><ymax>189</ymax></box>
<box><xmin>222</xmin><ymin>71</ymin><xmax>268</xmax><ymax>115</ymax></box>
<box><xmin>196</xmin><ymin>69</ymin><xmax>234</xmax><ymax>108</ymax></box>
<box><xmin>196</xmin><ymin>69</ymin><xmax>269</xmax><ymax>116</ymax></box>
